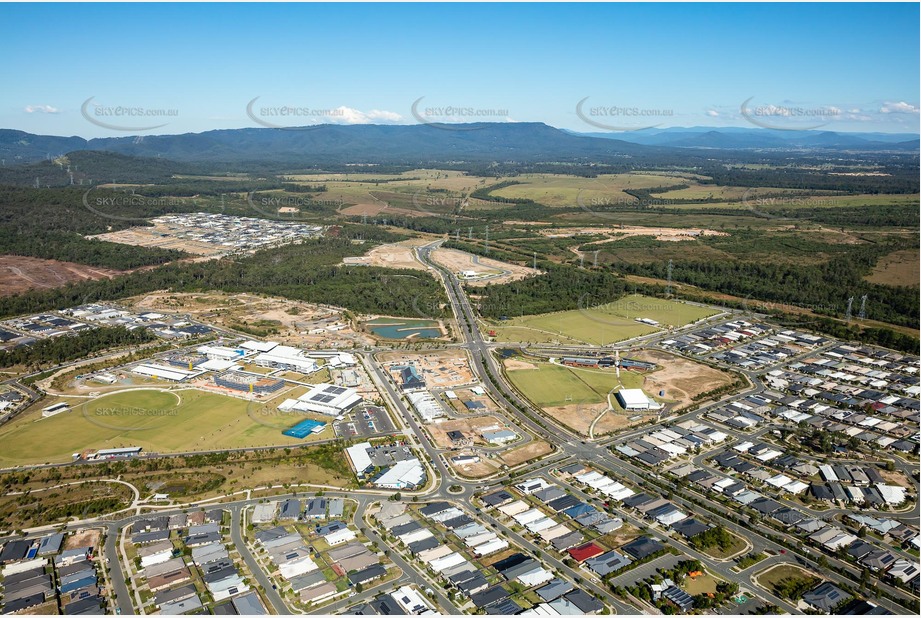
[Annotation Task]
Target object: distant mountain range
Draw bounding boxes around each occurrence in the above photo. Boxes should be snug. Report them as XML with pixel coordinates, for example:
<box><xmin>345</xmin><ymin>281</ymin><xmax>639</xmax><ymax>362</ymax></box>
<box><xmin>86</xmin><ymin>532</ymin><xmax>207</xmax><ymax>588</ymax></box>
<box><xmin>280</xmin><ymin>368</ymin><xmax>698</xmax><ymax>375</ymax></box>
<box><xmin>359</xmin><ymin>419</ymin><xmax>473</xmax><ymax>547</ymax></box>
<box><xmin>0</xmin><ymin>124</ymin><xmax>651</xmax><ymax>166</ymax></box>
<box><xmin>572</xmin><ymin>126</ymin><xmax>920</xmax><ymax>151</ymax></box>
<box><xmin>0</xmin><ymin>123</ymin><xmax>917</xmax><ymax>167</ymax></box>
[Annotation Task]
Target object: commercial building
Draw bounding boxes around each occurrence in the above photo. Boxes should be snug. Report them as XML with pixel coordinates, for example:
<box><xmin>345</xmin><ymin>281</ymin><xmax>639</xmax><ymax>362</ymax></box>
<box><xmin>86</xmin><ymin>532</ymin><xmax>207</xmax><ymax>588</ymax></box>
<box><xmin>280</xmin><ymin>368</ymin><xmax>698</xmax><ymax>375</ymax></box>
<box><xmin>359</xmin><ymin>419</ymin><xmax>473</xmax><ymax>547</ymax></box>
<box><xmin>253</xmin><ymin>345</ymin><xmax>320</xmax><ymax>374</ymax></box>
<box><xmin>279</xmin><ymin>383</ymin><xmax>362</xmax><ymax>416</ymax></box>
<box><xmin>373</xmin><ymin>459</ymin><xmax>426</xmax><ymax>490</ymax></box>
<box><xmin>213</xmin><ymin>371</ymin><xmax>285</xmax><ymax>394</ymax></box>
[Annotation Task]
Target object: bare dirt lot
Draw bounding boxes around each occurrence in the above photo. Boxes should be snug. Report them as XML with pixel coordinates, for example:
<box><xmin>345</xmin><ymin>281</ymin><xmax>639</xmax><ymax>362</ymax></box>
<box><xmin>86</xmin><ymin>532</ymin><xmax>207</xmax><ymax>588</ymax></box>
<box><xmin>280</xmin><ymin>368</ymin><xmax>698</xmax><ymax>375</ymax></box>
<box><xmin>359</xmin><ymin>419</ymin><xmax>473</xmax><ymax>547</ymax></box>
<box><xmin>63</xmin><ymin>528</ymin><xmax>101</xmax><ymax>550</ymax></box>
<box><xmin>593</xmin><ymin>410</ymin><xmax>657</xmax><ymax>435</ymax></box>
<box><xmin>429</xmin><ymin>416</ymin><xmax>506</xmax><ymax>448</ymax></box>
<box><xmin>503</xmin><ymin>358</ymin><xmax>538</xmax><ymax>371</ymax></box>
<box><xmin>499</xmin><ymin>440</ymin><xmax>553</xmax><ymax>467</ymax></box>
<box><xmin>448</xmin><ymin>455</ymin><xmax>501</xmax><ymax>479</ymax></box>
<box><xmin>539</xmin><ymin>225</ymin><xmax>728</xmax><ymax>242</ymax></box>
<box><xmin>378</xmin><ymin>350</ymin><xmax>475</xmax><ymax>388</ymax></box>
<box><xmin>341</xmin><ymin>240</ymin><xmax>429</xmax><ymax>271</ymax></box>
<box><xmin>545</xmin><ymin>401</ymin><xmax>655</xmax><ymax>437</ymax></box>
<box><xmin>91</xmin><ymin>222</ymin><xmax>226</xmax><ymax>256</ymax></box>
<box><xmin>544</xmin><ymin>402</ymin><xmax>604</xmax><ymax>436</ymax></box>
<box><xmin>0</xmin><ymin>255</ymin><xmax>122</xmax><ymax>296</ymax></box>
<box><xmin>431</xmin><ymin>247</ymin><xmax>540</xmax><ymax>286</ymax></box>
<box><xmin>633</xmin><ymin>349</ymin><xmax>736</xmax><ymax>410</ymax></box>
<box><xmin>130</xmin><ymin>291</ymin><xmax>375</xmax><ymax>348</ymax></box>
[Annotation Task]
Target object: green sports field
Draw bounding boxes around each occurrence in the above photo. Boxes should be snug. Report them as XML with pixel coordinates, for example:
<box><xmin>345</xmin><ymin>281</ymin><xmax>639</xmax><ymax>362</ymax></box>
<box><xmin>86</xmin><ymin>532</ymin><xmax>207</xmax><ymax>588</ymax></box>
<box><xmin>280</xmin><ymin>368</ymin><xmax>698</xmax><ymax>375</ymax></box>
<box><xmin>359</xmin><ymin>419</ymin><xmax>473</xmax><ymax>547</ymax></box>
<box><xmin>0</xmin><ymin>388</ymin><xmax>334</xmax><ymax>465</ymax></box>
<box><xmin>505</xmin><ymin>361</ymin><xmax>646</xmax><ymax>408</ymax></box>
<box><xmin>490</xmin><ymin>294</ymin><xmax>718</xmax><ymax>346</ymax></box>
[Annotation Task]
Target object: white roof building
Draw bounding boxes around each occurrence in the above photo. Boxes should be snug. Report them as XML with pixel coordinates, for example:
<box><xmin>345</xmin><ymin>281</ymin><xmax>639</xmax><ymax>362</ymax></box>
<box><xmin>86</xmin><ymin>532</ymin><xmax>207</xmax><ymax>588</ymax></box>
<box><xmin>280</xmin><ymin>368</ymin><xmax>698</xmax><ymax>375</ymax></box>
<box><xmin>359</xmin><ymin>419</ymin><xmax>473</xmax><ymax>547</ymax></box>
<box><xmin>473</xmin><ymin>539</ymin><xmax>509</xmax><ymax>557</ymax></box>
<box><xmin>132</xmin><ymin>363</ymin><xmax>200</xmax><ymax>382</ymax></box>
<box><xmin>346</xmin><ymin>442</ymin><xmax>374</xmax><ymax>476</ymax></box>
<box><xmin>374</xmin><ymin>458</ymin><xmax>426</xmax><ymax>489</ymax></box>
<box><xmin>252</xmin><ymin>502</ymin><xmax>277</xmax><ymax>524</ymax></box>
<box><xmin>407</xmin><ymin>391</ymin><xmax>445</xmax><ymax>422</ymax></box>
<box><xmin>241</xmin><ymin>340</ymin><xmax>279</xmax><ymax>353</ymax></box>
<box><xmin>517</xmin><ymin>568</ymin><xmax>554</xmax><ymax>588</ymax></box>
<box><xmin>253</xmin><ymin>345</ymin><xmax>319</xmax><ymax>373</ymax></box>
<box><xmin>197</xmin><ymin>345</ymin><xmax>246</xmax><ymax>361</ymax></box>
<box><xmin>324</xmin><ymin>528</ymin><xmax>357</xmax><ymax>546</ymax></box>
<box><xmin>617</xmin><ymin>388</ymin><xmax>652</xmax><ymax>410</ymax></box>
<box><xmin>289</xmin><ymin>383</ymin><xmax>361</xmax><ymax>416</ymax></box>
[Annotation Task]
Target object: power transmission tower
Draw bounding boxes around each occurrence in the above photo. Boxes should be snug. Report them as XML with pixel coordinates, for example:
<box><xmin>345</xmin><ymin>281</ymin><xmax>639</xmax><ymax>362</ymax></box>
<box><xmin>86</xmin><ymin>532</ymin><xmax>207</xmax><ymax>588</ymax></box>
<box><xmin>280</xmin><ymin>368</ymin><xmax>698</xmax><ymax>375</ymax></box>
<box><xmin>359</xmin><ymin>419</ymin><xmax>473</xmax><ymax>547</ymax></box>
<box><xmin>858</xmin><ymin>295</ymin><xmax>867</xmax><ymax>320</ymax></box>
<box><xmin>579</xmin><ymin>253</ymin><xmax>585</xmax><ymax>267</ymax></box>
<box><xmin>533</xmin><ymin>252</ymin><xmax>537</xmax><ymax>269</ymax></box>
<box><xmin>593</xmin><ymin>250</ymin><xmax>599</xmax><ymax>267</ymax></box>
<box><xmin>846</xmin><ymin>296</ymin><xmax>854</xmax><ymax>322</ymax></box>
<box><xmin>484</xmin><ymin>225</ymin><xmax>489</xmax><ymax>254</ymax></box>
<box><xmin>468</xmin><ymin>227</ymin><xmax>473</xmax><ymax>240</ymax></box>
<box><xmin>666</xmin><ymin>260</ymin><xmax>673</xmax><ymax>296</ymax></box>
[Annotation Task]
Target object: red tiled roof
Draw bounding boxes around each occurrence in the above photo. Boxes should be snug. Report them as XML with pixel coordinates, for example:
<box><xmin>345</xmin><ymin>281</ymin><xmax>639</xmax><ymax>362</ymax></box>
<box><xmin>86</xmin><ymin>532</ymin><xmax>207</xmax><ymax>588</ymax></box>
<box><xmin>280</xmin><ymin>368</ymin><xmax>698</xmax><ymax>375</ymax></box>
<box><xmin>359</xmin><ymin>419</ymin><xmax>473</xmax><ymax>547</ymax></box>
<box><xmin>567</xmin><ymin>542</ymin><xmax>604</xmax><ymax>562</ymax></box>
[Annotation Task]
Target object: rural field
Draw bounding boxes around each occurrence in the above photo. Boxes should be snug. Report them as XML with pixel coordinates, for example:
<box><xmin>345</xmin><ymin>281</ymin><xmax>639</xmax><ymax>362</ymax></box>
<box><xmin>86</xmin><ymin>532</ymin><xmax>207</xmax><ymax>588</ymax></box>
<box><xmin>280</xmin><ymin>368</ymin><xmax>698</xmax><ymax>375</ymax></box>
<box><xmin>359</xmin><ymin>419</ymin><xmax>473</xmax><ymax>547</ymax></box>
<box><xmin>0</xmin><ymin>388</ymin><xmax>331</xmax><ymax>465</ymax></box>
<box><xmin>487</xmin><ymin>294</ymin><xmax>718</xmax><ymax>345</ymax></box>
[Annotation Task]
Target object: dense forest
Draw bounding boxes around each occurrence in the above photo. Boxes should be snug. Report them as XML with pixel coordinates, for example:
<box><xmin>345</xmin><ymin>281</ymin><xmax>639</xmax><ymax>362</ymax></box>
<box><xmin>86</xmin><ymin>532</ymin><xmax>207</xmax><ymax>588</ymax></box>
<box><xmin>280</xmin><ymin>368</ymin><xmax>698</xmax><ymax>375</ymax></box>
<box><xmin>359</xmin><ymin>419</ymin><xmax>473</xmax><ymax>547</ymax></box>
<box><xmin>470</xmin><ymin>266</ymin><xmax>629</xmax><ymax>318</ymax></box>
<box><xmin>0</xmin><ymin>325</ymin><xmax>155</xmax><ymax>369</ymax></box>
<box><xmin>0</xmin><ymin>185</ymin><xmax>189</xmax><ymax>268</ymax></box>
<box><xmin>0</xmin><ymin>236</ymin><xmax>448</xmax><ymax>321</ymax></box>
<box><xmin>612</xmin><ymin>239</ymin><xmax>919</xmax><ymax>328</ymax></box>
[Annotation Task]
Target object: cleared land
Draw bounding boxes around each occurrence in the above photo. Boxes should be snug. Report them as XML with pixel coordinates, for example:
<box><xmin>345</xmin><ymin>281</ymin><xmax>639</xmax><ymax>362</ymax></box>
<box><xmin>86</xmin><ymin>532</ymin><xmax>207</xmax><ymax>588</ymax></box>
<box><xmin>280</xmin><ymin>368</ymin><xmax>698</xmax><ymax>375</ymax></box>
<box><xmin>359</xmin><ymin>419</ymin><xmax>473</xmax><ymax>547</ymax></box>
<box><xmin>865</xmin><ymin>248</ymin><xmax>920</xmax><ymax>287</ymax></box>
<box><xmin>379</xmin><ymin>350</ymin><xmax>475</xmax><ymax>388</ymax></box>
<box><xmin>130</xmin><ymin>291</ymin><xmax>374</xmax><ymax>348</ymax></box>
<box><xmin>488</xmin><ymin>294</ymin><xmax>718</xmax><ymax>345</ymax></box>
<box><xmin>539</xmin><ymin>225</ymin><xmax>728</xmax><ymax>241</ymax></box>
<box><xmin>499</xmin><ymin>440</ymin><xmax>552</xmax><ymax>467</ymax></box>
<box><xmin>91</xmin><ymin>220</ymin><xmax>224</xmax><ymax>256</ymax></box>
<box><xmin>632</xmin><ymin>349</ymin><xmax>736</xmax><ymax>410</ymax></box>
<box><xmin>0</xmin><ymin>388</ymin><xmax>330</xmax><ymax>465</ymax></box>
<box><xmin>0</xmin><ymin>255</ymin><xmax>122</xmax><ymax>296</ymax></box>
<box><xmin>431</xmin><ymin>247</ymin><xmax>540</xmax><ymax>286</ymax></box>
<box><xmin>428</xmin><ymin>415</ymin><xmax>507</xmax><ymax>449</ymax></box>
<box><xmin>341</xmin><ymin>240</ymin><xmax>428</xmax><ymax>271</ymax></box>
<box><xmin>448</xmin><ymin>454</ymin><xmax>502</xmax><ymax>479</ymax></box>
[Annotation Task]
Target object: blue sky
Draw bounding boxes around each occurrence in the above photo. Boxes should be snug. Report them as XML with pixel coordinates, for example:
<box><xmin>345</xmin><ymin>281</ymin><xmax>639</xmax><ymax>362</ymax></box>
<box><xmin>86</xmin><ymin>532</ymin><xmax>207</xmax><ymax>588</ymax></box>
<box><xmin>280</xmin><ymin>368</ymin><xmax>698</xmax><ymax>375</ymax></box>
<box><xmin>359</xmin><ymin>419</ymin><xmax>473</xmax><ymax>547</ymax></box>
<box><xmin>2</xmin><ymin>2</ymin><xmax>919</xmax><ymax>137</ymax></box>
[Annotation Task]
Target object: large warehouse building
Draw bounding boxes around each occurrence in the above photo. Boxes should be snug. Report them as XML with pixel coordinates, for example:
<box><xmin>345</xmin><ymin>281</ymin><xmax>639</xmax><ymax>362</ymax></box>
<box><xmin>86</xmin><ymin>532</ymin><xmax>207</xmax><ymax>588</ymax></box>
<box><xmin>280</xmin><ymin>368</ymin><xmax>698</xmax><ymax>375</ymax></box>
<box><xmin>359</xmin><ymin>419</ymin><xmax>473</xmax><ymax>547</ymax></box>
<box><xmin>616</xmin><ymin>388</ymin><xmax>655</xmax><ymax>411</ymax></box>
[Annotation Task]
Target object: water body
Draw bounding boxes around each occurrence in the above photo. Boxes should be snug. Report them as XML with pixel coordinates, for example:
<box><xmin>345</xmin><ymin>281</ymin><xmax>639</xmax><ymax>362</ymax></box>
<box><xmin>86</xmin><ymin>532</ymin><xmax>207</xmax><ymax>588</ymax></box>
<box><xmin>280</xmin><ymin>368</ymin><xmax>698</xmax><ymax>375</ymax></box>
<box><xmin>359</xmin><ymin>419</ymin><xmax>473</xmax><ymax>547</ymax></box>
<box><xmin>367</xmin><ymin>318</ymin><xmax>442</xmax><ymax>339</ymax></box>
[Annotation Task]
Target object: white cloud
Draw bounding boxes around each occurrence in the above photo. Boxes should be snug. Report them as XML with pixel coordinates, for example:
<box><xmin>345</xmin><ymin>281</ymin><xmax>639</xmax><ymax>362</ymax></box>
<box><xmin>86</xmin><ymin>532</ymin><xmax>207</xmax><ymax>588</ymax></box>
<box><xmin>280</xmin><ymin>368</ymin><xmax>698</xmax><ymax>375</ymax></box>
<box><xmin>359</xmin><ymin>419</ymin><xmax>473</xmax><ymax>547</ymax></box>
<box><xmin>880</xmin><ymin>101</ymin><xmax>919</xmax><ymax>114</ymax></box>
<box><xmin>24</xmin><ymin>104</ymin><xmax>59</xmax><ymax>114</ymax></box>
<box><xmin>331</xmin><ymin>106</ymin><xmax>402</xmax><ymax>124</ymax></box>
<box><xmin>365</xmin><ymin>109</ymin><xmax>402</xmax><ymax>122</ymax></box>
<box><xmin>706</xmin><ymin>109</ymin><xmax>719</xmax><ymax>117</ymax></box>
